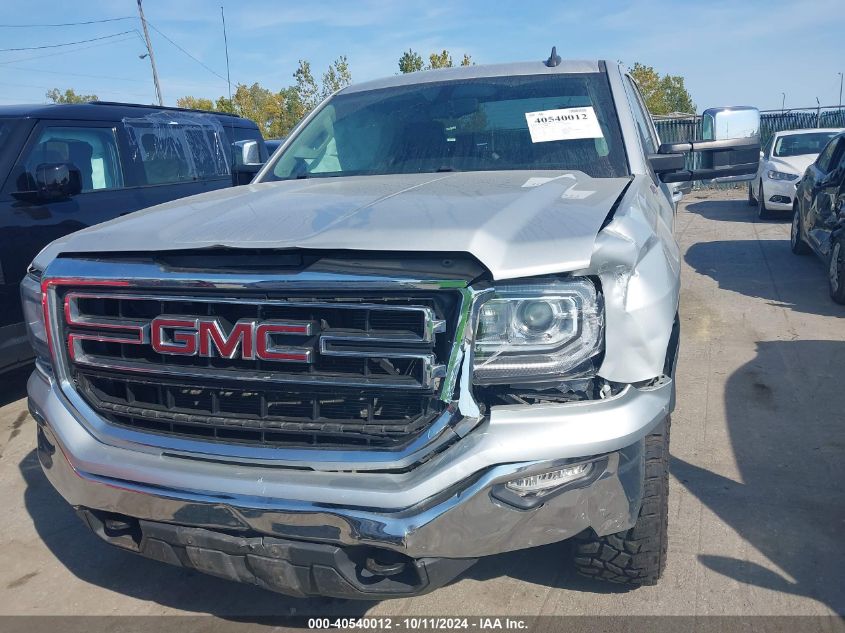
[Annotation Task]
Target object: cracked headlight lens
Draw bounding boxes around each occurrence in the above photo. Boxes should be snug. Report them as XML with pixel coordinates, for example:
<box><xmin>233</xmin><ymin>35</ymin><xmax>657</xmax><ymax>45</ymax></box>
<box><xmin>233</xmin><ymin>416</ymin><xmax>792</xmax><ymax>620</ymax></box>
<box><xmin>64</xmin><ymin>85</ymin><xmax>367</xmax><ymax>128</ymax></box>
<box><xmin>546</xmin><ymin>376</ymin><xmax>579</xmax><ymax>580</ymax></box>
<box><xmin>473</xmin><ymin>278</ymin><xmax>603</xmax><ymax>384</ymax></box>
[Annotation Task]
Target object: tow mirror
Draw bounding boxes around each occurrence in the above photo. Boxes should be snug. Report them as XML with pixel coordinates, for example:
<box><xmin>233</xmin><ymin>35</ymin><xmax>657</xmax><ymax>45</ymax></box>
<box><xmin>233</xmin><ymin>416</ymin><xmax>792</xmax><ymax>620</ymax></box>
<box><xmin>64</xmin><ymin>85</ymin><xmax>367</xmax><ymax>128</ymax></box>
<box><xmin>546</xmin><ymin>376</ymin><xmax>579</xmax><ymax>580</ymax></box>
<box><xmin>650</xmin><ymin>106</ymin><xmax>761</xmax><ymax>183</ymax></box>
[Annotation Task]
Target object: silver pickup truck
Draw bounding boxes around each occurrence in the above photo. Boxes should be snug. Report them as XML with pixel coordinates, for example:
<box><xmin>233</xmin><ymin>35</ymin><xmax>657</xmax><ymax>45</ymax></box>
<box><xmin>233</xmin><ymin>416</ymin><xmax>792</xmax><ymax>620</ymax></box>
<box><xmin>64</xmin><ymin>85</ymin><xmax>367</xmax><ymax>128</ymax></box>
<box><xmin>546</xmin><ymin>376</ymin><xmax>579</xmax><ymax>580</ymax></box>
<box><xmin>23</xmin><ymin>54</ymin><xmax>759</xmax><ymax>600</ymax></box>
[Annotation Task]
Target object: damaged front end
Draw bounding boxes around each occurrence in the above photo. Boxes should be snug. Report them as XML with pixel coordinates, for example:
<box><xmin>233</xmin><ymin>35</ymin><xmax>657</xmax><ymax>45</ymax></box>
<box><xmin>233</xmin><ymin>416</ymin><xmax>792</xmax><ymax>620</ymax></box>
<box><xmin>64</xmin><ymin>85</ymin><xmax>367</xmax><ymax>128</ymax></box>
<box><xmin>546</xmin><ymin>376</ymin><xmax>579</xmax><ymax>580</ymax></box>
<box><xmin>464</xmin><ymin>175</ymin><xmax>680</xmax><ymax>422</ymax></box>
<box><xmin>27</xmin><ymin>174</ymin><xmax>678</xmax><ymax>598</ymax></box>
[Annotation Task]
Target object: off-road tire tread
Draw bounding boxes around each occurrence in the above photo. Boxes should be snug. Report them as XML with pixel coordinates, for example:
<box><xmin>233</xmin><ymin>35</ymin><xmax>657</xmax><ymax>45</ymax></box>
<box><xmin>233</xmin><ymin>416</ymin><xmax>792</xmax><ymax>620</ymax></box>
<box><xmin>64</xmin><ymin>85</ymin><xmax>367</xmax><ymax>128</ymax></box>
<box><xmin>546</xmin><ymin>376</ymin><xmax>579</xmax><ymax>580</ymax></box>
<box><xmin>572</xmin><ymin>417</ymin><xmax>670</xmax><ymax>586</ymax></box>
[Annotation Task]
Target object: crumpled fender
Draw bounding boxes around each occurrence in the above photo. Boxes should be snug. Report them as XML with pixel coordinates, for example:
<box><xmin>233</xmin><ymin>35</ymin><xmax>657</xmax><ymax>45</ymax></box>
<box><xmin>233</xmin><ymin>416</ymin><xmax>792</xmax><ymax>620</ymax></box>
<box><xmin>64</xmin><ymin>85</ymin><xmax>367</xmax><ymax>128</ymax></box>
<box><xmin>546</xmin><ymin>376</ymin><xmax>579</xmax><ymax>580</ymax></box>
<box><xmin>576</xmin><ymin>177</ymin><xmax>681</xmax><ymax>383</ymax></box>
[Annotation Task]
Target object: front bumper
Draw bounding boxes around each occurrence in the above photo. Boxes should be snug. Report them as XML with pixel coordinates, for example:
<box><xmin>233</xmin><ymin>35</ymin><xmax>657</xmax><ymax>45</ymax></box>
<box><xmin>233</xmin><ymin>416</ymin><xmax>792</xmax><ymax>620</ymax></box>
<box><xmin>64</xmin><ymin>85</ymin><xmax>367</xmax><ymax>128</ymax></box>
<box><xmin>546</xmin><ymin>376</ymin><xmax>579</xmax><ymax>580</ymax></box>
<box><xmin>30</xmin><ymin>366</ymin><xmax>672</xmax><ymax>596</ymax></box>
<box><xmin>761</xmin><ymin>178</ymin><xmax>798</xmax><ymax>210</ymax></box>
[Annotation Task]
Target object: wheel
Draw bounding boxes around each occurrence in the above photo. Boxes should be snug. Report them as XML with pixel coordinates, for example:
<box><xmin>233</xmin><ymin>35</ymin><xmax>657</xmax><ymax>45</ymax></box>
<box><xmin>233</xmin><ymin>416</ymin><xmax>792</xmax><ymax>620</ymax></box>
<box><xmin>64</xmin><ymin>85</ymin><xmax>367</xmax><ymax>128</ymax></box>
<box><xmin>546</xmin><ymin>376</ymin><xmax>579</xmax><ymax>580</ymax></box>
<box><xmin>573</xmin><ymin>416</ymin><xmax>670</xmax><ymax>586</ymax></box>
<box><xmin>790</xmin><ymin>205</ymin><xmax>811</xmax><ymax>255</ymax></box>
<box><xmin>757</xmin><ymin>180</ymin><xmax>769</xmax><ymax>219</ymax></box>
<box><xmin>829</xmin><ymin>238</ymin><xmax>845</xmax><ymax>304</ymax></box>
<box><xmin>748</xmin><ymin>182</ymin><xmax>756</xmax><ymax>206</ymax></box>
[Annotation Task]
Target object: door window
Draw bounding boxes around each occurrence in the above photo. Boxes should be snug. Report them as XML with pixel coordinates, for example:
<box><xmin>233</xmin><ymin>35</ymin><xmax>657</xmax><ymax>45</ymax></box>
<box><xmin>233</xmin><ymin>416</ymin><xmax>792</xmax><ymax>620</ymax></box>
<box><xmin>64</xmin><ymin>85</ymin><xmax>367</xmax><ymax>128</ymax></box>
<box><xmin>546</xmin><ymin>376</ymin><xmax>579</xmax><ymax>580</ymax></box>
<box><xmin>838</xmin><ymin>145</ymin><xmax>845</xmax><ymax>185</ymax></box>
<box><xmin>123</xmin><ymin>113</ymin><xmax>231</xmax><ymax>186</ymax></box>
<box><xmin>13</xmin><ymin>125</ymin><xmax>123</xmax><ymax>193</ymax></box>
<box><xmin>816</xmin><ymin>138</ymin><xmax>840</xmax><ymax>173</ymax></box>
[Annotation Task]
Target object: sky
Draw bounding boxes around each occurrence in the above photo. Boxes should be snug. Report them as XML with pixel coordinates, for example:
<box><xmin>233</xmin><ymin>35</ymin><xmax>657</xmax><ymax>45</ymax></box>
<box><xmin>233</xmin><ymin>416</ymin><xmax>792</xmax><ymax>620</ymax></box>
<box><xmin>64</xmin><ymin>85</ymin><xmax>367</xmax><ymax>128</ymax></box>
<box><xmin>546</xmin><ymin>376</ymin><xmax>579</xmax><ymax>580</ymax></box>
<box><xmin>0</xmin><ymin>0</ymin><xmax>843</xmax><ymax>112</ymax></box>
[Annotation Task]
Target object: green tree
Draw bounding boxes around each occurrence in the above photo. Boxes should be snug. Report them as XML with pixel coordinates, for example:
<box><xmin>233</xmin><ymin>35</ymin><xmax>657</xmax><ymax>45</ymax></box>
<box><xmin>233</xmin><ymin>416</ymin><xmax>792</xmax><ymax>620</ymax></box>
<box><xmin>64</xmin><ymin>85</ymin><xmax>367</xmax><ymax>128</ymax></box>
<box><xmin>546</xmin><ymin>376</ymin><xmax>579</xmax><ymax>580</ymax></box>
<box><xmin>398</xmin><ymin>50</ymin><xmax>473</xmax><ymax>73</ymax></box>
<box><xmin>214</xmin><ymin>96</ymin><xmax>236</xmax><ymax>114</ymax></box>
<box><xmin>657</xmin><ymin>74</ymin><xmax>695</xmax><ymax>115</ymax></box>
<box><xmin>321</xmin><ymin>55</ymin><xmax>352</xmax><ymax>98</ymax></box>
<box><xmin>174</xmin><ymin>57</ymin><xmax>353</xmax><ymax>138</ymax></box>
<box><xmin>294</xmin><ymin>59</ymin><xmax>320</xmax><ymax>112</ymax></box>
<box><xmin>232</xmin><ymin>83</ymin><xmax>283</xmax><ymax>137</ymax></box>
<box><xmin>428</xmin><ymin>50</ymin><xmax>452</xmax><ymax>69</ymax></box>
<box><xmin>46</xmin><ymin>88</ymin><xmax>97</xmax><ymax>104</ymax></box>
<box><xmin>398</xmin><ymin>49</ymin><xmax>424</xmax><ymax>74</ymax></box>
<box><xmin>629</xmin><ymin>63</ymin><xmax>696</xmax><ymax>115</ymax></box>
<box><xmin>176</xmin><ymin>96</ymin><xmax>214</xmax><ymax>111</ymax></box>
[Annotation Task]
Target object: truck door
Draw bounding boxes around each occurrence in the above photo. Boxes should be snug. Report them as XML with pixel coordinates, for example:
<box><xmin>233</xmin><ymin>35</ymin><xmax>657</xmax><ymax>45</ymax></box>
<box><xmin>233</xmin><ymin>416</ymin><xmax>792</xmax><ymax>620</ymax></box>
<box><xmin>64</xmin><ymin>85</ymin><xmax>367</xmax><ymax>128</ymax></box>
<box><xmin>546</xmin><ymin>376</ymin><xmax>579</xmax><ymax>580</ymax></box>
<box><xmin>0</xmin><ymin>117</ymin><xmax>35</xmax><ymax>367</ymax></box>
<box><xmin>0</xmin><ymin>119</ymin><xmax>129</xmax><ymax>331</ymax></box>
<box><xmin>806</xmin><ymin>137</ymin><xmax>844</xmax><ymax>253</ymax></box>
<box><xmin>623</xmin><ymin>75</ymin><xmax>677</xmax><ymax>232</ymax></box>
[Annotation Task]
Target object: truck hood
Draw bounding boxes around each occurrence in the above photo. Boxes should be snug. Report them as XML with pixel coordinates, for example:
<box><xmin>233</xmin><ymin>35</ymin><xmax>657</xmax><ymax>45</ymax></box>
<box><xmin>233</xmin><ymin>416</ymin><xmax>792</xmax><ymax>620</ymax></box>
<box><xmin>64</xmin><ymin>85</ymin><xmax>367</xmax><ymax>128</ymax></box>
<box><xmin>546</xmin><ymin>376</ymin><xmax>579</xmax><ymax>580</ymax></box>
<box><xmin>37</xmin><ymin>170</ymin><xmax>630</xmax><ymax>280</ymax></box>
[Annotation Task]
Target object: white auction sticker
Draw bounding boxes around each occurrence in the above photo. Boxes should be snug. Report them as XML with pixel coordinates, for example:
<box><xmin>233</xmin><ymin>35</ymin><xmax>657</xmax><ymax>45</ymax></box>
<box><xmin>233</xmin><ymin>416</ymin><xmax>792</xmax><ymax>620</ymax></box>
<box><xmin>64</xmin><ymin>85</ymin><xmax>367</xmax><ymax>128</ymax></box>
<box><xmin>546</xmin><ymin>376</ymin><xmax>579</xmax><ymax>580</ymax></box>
<box><xmin>525</xmin><ymin>106</ymin><xmax>604</xmax><ymax>143</ymax></box>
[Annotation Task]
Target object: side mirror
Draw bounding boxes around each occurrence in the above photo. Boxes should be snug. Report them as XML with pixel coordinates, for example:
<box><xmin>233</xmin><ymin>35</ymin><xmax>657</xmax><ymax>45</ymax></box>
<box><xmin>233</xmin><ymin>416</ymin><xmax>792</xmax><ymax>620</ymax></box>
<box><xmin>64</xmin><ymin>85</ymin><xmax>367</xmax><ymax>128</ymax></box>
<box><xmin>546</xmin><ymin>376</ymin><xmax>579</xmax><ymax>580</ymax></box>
<box><xmin>231</xmin><ymin>140</ymin><xmax>265</xmax><ymax>186</ymax></box>
<box><xmin>234</xmin><ymin>140</ymin><xmax>263</xmax><ymax>167</ymax></box>
<box><xmin>701</xmin><ymin>106</ymin><xmax>760</xmax><ymax>143</ymax></box>
<box><xmin>13</xmin><ymin>162</ymin><xmax>83</xmax><ymax>202</ymax></box>
<box><xmin>650</xmin><ymin>106</ymin><xmax>761</xmax><ymax>184</ymax></box>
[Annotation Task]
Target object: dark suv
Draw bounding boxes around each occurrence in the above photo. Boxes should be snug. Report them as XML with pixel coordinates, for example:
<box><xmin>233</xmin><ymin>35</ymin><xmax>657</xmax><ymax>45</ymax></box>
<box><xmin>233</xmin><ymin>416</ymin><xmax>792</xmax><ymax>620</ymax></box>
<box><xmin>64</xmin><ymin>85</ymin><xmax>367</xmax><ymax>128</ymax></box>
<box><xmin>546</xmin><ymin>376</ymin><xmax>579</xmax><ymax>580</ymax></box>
<box><xmin>791</xmin><ymin>131</ymin><xmax>845</xmax><ymax>303</ymax></box>
<box><xmin>0</xmin><ymin>101</ymin><xmax>267</xmax><ymax>371</ymax></box>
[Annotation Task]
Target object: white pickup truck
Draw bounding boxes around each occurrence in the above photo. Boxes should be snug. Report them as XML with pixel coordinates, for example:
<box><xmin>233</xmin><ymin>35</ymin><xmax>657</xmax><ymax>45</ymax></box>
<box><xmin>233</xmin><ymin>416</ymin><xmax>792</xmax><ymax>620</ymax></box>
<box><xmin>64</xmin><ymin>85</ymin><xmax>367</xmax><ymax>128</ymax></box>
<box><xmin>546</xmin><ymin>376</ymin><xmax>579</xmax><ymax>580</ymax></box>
<box><xmin>23</xmin><ymin>53</ymin><xmax>759</xmax><ymax>599</ymax></box>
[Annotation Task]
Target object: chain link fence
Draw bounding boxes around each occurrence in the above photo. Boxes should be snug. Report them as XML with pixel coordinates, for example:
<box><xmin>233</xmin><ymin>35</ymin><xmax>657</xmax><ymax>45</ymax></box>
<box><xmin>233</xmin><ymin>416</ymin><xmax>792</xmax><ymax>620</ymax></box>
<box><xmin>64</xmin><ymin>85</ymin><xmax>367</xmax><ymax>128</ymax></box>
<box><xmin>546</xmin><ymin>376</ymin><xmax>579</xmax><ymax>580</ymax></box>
<box><xmin>654</xmin><ymin>106</ymin><xmax>845</xmax><ymax>146</ymax></box>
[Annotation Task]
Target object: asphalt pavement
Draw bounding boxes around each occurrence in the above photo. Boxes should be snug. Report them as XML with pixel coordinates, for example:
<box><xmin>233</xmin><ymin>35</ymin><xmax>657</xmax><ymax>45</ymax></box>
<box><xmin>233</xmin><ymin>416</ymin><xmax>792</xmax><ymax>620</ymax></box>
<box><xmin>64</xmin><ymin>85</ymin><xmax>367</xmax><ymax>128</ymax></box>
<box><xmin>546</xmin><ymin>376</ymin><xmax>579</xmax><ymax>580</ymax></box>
<box><xmin>0</xmin><ymin>189</ymin><xmax>842</xmax><ymax>618</ymax></box>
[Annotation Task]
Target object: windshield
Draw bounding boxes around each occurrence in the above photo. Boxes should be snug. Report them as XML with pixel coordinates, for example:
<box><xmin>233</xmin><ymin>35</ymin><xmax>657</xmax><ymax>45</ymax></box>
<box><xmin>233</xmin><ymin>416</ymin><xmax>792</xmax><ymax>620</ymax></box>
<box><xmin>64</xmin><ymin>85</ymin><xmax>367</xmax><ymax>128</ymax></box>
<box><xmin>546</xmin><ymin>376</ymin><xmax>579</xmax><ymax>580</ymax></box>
<box><xmin>263</xmin><ymin>72</ymin><xmax>628</xmax><ymax>181</ymax></box>
<box><xmin>773</xmin><ymin>132</ymin><xmax>839</xmax><ymax>157</ymax></box>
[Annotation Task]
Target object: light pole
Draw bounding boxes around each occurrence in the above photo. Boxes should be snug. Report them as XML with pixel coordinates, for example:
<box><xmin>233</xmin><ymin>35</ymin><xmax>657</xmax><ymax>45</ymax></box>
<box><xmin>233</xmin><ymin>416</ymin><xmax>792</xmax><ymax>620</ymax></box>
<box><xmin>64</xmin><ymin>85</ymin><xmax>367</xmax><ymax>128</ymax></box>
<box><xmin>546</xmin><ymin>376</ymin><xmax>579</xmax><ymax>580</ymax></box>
<box><xmin>137</xmin><ymin>0</ymin><xmax>163</xmax><ymax>106</ymax></box>
<box><xmin>838</xmin><ymin>72</ymin><xmax>843</xmax><ymax>111</ymax></box>
<box><xmin>781</xmin><ymin>92</ymin><xmax>785</xmax><ymax>114</ymax></box>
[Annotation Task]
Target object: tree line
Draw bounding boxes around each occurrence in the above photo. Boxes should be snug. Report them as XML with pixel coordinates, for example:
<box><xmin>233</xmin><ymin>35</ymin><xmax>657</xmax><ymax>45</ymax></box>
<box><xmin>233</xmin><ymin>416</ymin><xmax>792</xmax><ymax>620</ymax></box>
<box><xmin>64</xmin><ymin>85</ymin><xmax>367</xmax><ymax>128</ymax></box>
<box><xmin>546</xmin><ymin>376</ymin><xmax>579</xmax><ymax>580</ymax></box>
<box><xmin>45</xmin><ymin>52</ymin><xmax>695</xmax><ymax>139</ymax></box>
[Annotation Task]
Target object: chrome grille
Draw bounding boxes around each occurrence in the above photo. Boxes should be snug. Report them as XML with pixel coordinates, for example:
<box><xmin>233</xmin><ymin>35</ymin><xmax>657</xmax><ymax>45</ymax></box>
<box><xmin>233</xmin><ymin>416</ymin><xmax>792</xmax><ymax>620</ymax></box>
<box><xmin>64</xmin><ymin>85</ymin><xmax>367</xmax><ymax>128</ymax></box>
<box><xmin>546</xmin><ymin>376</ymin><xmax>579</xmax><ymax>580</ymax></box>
<box><xmin>56</xmin><ymin>287</ymin><xmax>459</xmax><ymax>448</ymax></box>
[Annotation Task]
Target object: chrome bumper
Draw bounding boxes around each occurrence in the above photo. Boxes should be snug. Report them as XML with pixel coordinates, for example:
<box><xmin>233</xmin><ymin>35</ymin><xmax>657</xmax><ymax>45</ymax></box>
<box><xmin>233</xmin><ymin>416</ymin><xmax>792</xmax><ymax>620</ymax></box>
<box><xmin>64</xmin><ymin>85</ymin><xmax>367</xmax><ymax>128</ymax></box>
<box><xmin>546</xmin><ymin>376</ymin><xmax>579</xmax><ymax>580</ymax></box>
<box><xmin>29</xmin><ymin>367</ymin><xmax>672</xmax><ymax>560</ymax></box>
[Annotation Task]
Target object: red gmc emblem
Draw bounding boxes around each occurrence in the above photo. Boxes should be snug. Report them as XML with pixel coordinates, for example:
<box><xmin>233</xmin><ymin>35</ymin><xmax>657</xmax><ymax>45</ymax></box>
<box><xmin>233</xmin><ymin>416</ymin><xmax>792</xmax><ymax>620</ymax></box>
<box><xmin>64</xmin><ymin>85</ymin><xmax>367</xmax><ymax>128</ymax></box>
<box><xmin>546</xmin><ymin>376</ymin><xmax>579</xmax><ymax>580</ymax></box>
<box><xmin>151</xmin><ymin>317</ymin><xmax>313</xmax><ymax>363</ymax></box>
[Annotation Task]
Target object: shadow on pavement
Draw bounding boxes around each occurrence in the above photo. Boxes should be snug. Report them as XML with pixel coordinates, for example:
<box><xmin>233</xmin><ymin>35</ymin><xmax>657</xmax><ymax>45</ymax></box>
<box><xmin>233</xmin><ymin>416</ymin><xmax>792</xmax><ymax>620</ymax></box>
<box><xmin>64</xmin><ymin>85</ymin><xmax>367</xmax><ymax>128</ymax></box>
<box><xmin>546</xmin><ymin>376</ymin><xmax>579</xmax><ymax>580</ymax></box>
<box><xmin>18</xmin><ymin>448</ymin><xmax>373</xmax><ymax>618</ymax></box>
<box><xmin>685</xmin><ymin>239</ymin><xmax>843</xmax><ymax>317</ymax></box>
<box><xmin>0</xmin><ymin>365</ymin><xmax>32</xmax><ymax>407</ymax></box>
<box><xmin>464</xmin><ymin>542</ymin><xmax>630</xmax><ymax>594</ymax></box>
<box><xmin>672</xmin><ymin>340</ymin><xmax>845</xmax><ymax>614</ymax></box>
<box><xmin>684</xmin><ymin>198</ymin><xmax>792</xmax><ymax>224</ymax></box>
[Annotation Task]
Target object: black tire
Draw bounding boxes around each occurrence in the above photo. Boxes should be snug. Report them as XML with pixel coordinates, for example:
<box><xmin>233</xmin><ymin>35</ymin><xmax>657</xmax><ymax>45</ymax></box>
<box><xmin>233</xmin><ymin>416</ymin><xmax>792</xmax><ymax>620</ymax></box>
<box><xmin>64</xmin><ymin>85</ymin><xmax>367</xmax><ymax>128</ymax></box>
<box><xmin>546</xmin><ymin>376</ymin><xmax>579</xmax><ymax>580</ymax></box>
<box><xmin>829</xmin><ymin>237</ymin><xmax>845</xmax><ymax>304</ymax></box>
<box><xmin>757</xmin><ymin>180</ymin><xmax>769</xmax><ymax>219</ymax></box>
<box><xmin>748</xmin><ymin>182</ymin><xmax>756</xmax><ymax>206</ymax></box>
<box><xmin>790</xmin><ymin>204</ymin><xmax>811</xmax><ymax>255</ymax></box>
<box><xmin>573</xmin><ymin>417</ymin><xmax>670</xmax><ymax>586</ymax></box>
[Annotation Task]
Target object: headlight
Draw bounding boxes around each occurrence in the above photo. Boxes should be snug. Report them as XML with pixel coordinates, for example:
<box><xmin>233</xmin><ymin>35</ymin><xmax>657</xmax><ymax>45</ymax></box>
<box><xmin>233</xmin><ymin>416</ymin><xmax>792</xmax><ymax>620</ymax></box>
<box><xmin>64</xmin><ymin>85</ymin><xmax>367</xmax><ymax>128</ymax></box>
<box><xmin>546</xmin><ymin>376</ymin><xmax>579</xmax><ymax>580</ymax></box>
<box><xmin>767</xmin><ymin>170</ymin><xmax>799</xmax><ymax>181</ymax></box>
<box><xmin>20</xmin><ymin>268</ymin><xmax>51</xmax><ymax>365</ymax></box>
<box><xmin>473</xmin><ymin>278</ymin><xmax>602</xmax><ymax>384</ymax></box>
